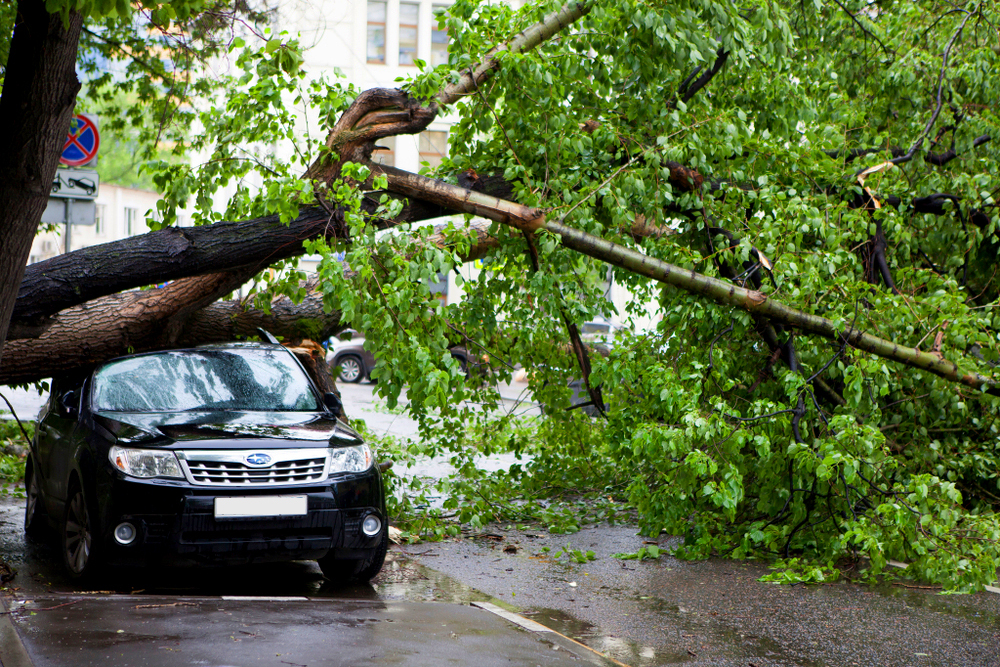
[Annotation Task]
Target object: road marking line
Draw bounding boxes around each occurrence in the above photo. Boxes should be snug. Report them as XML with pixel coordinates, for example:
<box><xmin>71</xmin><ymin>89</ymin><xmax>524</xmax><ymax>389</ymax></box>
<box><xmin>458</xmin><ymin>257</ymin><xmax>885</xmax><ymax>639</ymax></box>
<box><xmin>220</xmin><ymin>596</ymin><xmax>308</xmax><ymax>601</ymax></box>
<box><xmin>471</xmin><ymin>601</ymin><xmax>551</xmax><ymax>632</ymax></box>
<box><xmin>471</xmin><ymin>601</ymin><xmax>631</xmax><ymax>667</ymax></box>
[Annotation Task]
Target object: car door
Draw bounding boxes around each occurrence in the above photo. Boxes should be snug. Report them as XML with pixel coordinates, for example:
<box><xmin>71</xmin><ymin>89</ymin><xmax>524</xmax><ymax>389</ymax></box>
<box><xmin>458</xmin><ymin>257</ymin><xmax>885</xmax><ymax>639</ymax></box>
<box><xmin>35</xmin><ymin>378</ymin><xmax>84</xmax><ymax>505</ymax></box>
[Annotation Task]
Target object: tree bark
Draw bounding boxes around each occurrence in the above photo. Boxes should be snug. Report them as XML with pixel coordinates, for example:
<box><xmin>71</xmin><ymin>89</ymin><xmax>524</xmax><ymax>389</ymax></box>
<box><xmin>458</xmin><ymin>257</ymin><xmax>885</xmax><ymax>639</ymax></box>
<box><xmin>1</xmin><ymin>213</ymin><xmax>507</xmax><ymax>384</ymax></box>
<box><xmin>8</xmin><ymin>204</ymin><xmax>505</xmax><ymax>340</ymax></box>
<box><xmin>11</xmin><ymin>207</ymin><xmax>333</xmax><ymax>336</ymax></box>
<box><xmin>0</xmin><ymin>0</ymin><xmax>84</xmax><ymax>363</ymax></box>
<box><xmin>0</xmin><ymin>276</ymin><xmax>345</xmax><ymax>385</ymax></box>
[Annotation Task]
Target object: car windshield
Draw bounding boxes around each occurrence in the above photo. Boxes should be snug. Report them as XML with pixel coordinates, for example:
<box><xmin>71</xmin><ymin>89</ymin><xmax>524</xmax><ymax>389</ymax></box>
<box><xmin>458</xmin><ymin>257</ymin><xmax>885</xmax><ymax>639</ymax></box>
<box><xmin>92</xmin><ymin>348</ymin><xmax>320</xmax><ymax>412</ymax></box>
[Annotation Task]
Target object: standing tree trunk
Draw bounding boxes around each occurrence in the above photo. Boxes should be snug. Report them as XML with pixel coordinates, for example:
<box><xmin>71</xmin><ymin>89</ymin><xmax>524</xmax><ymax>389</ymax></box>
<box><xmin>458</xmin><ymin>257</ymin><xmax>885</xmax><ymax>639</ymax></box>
<box><xmin>0</xmin><ymin>0</ymin><xmax>84</xmax><ymax>364</ymax></box>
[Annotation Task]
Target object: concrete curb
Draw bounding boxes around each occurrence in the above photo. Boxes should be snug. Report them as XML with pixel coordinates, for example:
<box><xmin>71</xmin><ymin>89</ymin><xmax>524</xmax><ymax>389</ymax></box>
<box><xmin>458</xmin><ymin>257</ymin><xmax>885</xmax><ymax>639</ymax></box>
<box><xmin>0</xmin><ymin>597</ymin><xmax>34</xmax><ymax>667</ymax></box>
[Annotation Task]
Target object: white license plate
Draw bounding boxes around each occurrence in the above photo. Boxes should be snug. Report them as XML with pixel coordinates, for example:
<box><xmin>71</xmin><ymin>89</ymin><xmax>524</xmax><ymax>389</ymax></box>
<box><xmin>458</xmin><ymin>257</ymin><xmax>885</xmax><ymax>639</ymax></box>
<box><xmin>214</xmin><ymin>495</ymin><xmax>308</xmax><ymax>519</ymax></box>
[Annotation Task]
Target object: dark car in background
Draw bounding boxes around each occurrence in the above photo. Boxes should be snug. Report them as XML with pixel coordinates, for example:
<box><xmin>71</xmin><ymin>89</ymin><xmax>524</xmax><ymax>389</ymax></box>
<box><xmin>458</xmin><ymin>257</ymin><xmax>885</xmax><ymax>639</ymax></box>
<box><xmin>327</xmin><ymin>330</ymin><xmax>481</xmax><ymax>383</ymax></box>
<box><xmin>25</xmin><ymin>342</ymin><xmax>387</xmax><ymax>582</ymax></box>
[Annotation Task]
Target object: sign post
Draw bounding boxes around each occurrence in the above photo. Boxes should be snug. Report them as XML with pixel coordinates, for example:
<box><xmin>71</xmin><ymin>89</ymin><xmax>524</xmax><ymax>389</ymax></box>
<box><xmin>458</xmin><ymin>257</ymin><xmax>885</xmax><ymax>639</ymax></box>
<box><xmin>55</xmin><ymin>114</ymin><xmax>100</xmax><ymax>253</ymax></box>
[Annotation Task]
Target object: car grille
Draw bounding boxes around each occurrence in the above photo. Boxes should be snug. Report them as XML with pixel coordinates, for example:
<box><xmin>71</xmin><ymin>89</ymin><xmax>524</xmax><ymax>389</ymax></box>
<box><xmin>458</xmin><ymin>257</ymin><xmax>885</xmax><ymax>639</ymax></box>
<box><xmin>177</xmin><ymin>449</ymin><xmax>328</xmax><ymax>487</ymax></box>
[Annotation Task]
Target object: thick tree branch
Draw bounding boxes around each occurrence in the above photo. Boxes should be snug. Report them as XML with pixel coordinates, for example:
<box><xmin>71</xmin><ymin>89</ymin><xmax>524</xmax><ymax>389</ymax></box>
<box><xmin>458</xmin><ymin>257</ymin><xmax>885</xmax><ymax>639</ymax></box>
<box><xmin>11</xmin><ymin>207</ymin><xmax>333</xmax><ymax>335</ymax></box>
<box><xmin>824</xmin><ymin>134</ymin><xmax>990</xmax><ymax>165</ymax></box>
<box><xmin>437</xmin><ymin>2</ymin><xmax>591</xmax><ymax>108</ymax></box>
<box><xmin>680</xmin><ymin>47</ymin><xmax>729</xmax><ymax>104</ymax></box>
<box><xmin>380</xmin><ymin>167</ymin><xmax>1000</xmax><ymax>394</ymax></box>
<box><xmin>0</xmin><ymin>275</ymin><xmax>346</xmax><ymax>385</ymax></box>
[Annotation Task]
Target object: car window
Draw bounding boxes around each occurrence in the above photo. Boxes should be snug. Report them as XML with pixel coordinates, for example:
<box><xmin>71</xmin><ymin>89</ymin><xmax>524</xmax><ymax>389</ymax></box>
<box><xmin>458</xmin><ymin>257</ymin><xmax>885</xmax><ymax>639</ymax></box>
<box><xmin>92</xmin><ymin>348</ymin><xmax>320</xmax><ymax>412</ymax></box>
<box><xmin>580</xmin><ymin>322</ymin><xmax>611</xmax><ymax>335</ymax></box>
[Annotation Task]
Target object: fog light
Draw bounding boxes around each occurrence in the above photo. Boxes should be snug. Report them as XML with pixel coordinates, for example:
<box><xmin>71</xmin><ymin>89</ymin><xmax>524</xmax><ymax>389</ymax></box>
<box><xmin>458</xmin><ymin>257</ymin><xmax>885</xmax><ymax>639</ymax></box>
<box><xmin>114</xmin><ymin>522</ymin><xmax>137</xmax><ymax>545</ymax></box>
<box><xmin>361</xmin><ymin>515</ymin><xmax>382</xmax><ymax>537</ymax></box>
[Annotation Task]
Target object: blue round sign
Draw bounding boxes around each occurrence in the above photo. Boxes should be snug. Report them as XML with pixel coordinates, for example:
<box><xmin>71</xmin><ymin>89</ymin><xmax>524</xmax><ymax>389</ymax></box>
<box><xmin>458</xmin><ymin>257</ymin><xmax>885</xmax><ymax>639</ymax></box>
<box><xmin>61</xmin><ymin>115</ymin><xmax>100</xmax><ymax>167</ymax></box>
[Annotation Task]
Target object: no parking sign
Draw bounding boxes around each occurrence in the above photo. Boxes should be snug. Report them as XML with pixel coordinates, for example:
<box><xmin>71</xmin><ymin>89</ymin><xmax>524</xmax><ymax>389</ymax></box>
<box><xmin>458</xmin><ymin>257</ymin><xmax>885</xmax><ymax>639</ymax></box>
<box><xmin>60</xmin><ymin>114</ymin><xmax>100</xmax><ymax>167</ymax></box>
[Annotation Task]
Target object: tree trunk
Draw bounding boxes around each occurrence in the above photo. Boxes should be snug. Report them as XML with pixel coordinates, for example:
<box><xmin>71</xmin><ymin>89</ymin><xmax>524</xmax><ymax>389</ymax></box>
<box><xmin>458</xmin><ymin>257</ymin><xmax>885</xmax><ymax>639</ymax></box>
<box><xmin>0</xmin><ymin>212</ymin><xmax>507</xmax><ymax>384</ymax></box>
<box><xmin>11</xmin><ymin>207</ymin><xmax>332</xmax><ymax>337</ymax></box>
<box><xmin>0</xmin><ymin>276</ymin><xmax>345</xmax><ymax>385</ymax></box>
<box><xmin>0</xmin><ymin>0</ymin><xmax>84</xmax><ymax>363</ymax></box>
<box><xmin>8</xmin><ymin>202</ymin><xmax>503</xmax><ymax>340</ymax></box>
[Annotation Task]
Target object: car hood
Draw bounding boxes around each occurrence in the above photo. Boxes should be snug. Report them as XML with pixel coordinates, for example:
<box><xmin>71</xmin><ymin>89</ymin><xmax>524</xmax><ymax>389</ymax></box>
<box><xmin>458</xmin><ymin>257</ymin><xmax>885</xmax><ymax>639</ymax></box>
<box><xmin>93</xmin><ymin>411</ymin><xmax>364</xmax><ymax>449</ymax></box>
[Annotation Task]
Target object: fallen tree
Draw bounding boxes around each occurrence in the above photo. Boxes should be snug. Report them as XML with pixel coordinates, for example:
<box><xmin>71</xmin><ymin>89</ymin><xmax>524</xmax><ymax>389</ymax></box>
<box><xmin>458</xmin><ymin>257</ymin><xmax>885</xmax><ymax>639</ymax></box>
<box><xmin>3</xmin><ymin>0</ymin><xmax>1000</xmax><ymax>591</ymax></box>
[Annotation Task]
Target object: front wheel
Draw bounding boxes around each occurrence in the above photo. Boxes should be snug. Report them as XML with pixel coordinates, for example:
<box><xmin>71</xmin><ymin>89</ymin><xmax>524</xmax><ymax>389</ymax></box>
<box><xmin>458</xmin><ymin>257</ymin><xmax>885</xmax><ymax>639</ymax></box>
<box><xmin>318</xmin><ymin>528</ymin><xmax>388</xmax><ymax>583</ymax></box>
<box><xmin>62</xmin><ymin>482</ymin><xmax>103</xmax><ymax>580</ymax></box>
<box><xmin>336</xmin><ymin>355</ymin><xmax>365</xmax><ymax>383</ymax></box>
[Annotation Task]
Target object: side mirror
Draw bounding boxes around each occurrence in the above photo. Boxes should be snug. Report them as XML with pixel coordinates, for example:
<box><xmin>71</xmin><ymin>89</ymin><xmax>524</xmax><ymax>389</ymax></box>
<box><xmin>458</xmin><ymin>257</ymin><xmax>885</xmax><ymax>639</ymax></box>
<box><xmin>60</xmin><ymin>390</ymin><xmax>79</xmax><ymax>417</ymax></box>
<box><xmin>323</xmin><ymin>392</ymin><xmax>344</xmax><ymax>418</ymax></box>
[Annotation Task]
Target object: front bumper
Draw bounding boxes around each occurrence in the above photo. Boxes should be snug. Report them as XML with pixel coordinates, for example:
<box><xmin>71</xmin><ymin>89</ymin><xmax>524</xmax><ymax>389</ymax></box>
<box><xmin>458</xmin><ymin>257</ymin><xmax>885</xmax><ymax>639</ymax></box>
<box><xmin>97</xmin><ymin>468</ymin><xmax>385</xmax><ymax>566</ymax></box>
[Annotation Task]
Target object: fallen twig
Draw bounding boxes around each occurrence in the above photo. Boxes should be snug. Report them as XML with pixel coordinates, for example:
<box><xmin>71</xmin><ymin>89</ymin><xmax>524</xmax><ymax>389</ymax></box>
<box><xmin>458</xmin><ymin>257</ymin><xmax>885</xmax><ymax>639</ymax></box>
<box><xmin>2</xmin><ymin>599</ymin><xmax>82</xmax><ymax>614</ymax></box>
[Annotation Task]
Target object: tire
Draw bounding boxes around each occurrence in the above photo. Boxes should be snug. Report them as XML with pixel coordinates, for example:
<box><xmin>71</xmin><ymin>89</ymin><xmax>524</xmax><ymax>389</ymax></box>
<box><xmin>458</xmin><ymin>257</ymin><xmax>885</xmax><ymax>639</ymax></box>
<box><xmin>318</xmin><ymin>527</ymin><xmax>388</xmax><ymax>583</ymax></box>
<box><xmin>23</xmin><ymin>461</ymin><xmax>46</xmax><ymax>538</ymax></box>
<box><xmin>62</xmin><ymin>481</ymin><xmax>103</xmax><ymax>580</ymax></box>
<box><xmin>336</xmin><ymin>355</ymin><xmax>365</xmax><ymax>383</ymax></box>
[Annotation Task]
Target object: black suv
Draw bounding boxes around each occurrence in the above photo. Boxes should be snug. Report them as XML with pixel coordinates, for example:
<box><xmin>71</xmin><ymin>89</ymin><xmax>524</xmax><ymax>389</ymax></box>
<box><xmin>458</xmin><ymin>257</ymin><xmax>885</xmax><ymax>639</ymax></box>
<box><xmin>25</xmin><ymin>342</ymin><xmax>387</xmax><ymax>582</ymax></box>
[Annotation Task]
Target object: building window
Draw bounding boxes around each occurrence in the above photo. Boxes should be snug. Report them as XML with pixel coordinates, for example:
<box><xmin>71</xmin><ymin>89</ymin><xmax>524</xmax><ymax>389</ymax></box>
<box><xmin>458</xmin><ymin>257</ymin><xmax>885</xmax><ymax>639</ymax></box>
<box><xmin>399</xmin><ymin>2</ymin><xmax>419</xmax><ymax>66</ymax></box>
<box><xmin>419</xmin><ymin>130</ymin><xmax>448</xmax><ymax>168</ymax></box>
<box><xmin>431</xmin><ymin>5</ymin><xmax>449</xmax><ymax>66</ymax></box>
<box><xmin>124</xmin><ymin>207</ymin><xmax>139</xmax><ymax>236</ymax></box>
<box><xmin>372</xmin><ymin>136</ymin><xmax>396</xmax><ymax>168</ymax></box>
<box><xmin>94</xmin><ymin>204</ymin><xmax>106</xmax><ymax>235</ymax></box>
<box><xmin>367</xmin><ymin>1</ymin><xmax>387</xmax><ymax>64</ymax></box>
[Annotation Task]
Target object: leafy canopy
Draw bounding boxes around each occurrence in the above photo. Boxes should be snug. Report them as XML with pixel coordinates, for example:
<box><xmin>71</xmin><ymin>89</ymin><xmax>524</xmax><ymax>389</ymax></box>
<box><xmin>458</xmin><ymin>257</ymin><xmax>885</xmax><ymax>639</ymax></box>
<box><xmin>83</xmin><ymin>0</ymin><xmax>1000</xmax><ymax>591</ymax></box>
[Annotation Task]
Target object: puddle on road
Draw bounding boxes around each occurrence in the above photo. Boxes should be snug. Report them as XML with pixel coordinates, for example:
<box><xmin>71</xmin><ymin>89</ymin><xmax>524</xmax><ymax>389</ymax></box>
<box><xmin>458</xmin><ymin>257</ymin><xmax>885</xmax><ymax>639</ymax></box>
<box><xmin>873</xmin><ymin>582</ymin><xmax>1000</xmax><ymax>627</ymax></box>
<box><xmin>524</xmin><ymin>606</ymin><xmax>694</xmax><ymax>666</ymax></box>
<box><xmin>363</xmin><ymin>552</ymin><xmax>497</xmax><ymax>605</ymax></box>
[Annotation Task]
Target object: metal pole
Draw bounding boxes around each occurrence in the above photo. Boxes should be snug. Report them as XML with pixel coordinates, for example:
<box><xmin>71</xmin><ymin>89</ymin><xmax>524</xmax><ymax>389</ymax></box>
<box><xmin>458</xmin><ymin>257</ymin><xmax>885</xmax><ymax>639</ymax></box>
<box><xmin>64</xmin><ymin>198</ymin><xmax>73</xmax><ymax>253</ymax></box>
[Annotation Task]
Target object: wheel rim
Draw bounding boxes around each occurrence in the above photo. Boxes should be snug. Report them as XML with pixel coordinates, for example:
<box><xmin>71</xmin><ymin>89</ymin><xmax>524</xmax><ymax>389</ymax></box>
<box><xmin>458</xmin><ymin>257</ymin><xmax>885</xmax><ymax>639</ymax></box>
<box><xmin>340</xmin><ymin>357</ymin><xmax>362</xmax><ymax>382</ymax></box>
<box><xmin>24</xmin><ymin>473</ymin><xmax>39</xmax><ymax>529</ymax></box>
<box><xmin>64</xmin><ymin>491</ymin><xmax>91</xmax><ymax>574</ymax></box>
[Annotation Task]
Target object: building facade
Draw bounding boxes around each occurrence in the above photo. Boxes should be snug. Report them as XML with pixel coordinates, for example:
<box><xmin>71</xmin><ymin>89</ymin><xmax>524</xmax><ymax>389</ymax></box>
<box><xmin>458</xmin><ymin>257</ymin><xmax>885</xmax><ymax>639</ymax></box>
<box><xmin>27</xmin><ymin>183</ymin><xmax>164</xmax><ymax>264</ymax></box>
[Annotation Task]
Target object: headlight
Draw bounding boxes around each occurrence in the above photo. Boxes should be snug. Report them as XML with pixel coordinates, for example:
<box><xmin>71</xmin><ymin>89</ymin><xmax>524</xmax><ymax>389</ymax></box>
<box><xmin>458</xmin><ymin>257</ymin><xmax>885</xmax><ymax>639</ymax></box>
<box><xmin>109</xmin><ymin>446</ymin><xmax>183</xmax><ymax>479</ymax></box>
<box><xmin>328</xmin><ymin>443</ymin><xmax>372</xmax><ymax>474</ymax></box>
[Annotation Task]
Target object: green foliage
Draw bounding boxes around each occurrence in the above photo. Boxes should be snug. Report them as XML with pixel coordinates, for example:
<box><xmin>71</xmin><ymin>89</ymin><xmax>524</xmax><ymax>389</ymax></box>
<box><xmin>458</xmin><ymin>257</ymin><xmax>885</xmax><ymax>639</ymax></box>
<box><xmin>760</xmin><ymin>559</ymin><xmax>841</xmax><ymax>585</ymax></box>
<box><xmin>358</xmin><ymin>409</ymin><xmax>630</xmax><ymax>541</ymax></box>
<box><xmin>44</xmin><ymin>0</ymin><xmax>1000</xmax><ymax>593</ymax></box>
<box><xmin>551</xmin><ymin>544</ymin><xmax>597</xmax><ymax>563</ymax></box>
<box><xmin>0</xmin><ymin>419</ymin><xmax>30</xmax><ymax>496</ymax></box>
<box><xmin>0</xmin><ymin>418</ymin><xmax>33</xmax><ymax>453</ymax></box>
<box><xmin>613</xmin><ymin>545</ymin><xmax>665</xmax><ymax>561</ymax></box>
<box><xmin>317</xmin><ymin>0</ymin><xmax>1000</xmax><ymax>592</ymax></box>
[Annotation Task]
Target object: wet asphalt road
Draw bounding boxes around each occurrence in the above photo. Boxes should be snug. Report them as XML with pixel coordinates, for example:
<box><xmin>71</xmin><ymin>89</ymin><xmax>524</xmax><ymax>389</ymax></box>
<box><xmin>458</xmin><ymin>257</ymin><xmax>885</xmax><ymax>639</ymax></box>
<box><xmin>0</xmin><ymin>502</ymin><xmax>614</xmax><ymax>666</ymax></box>
<box><xmin>2</xmin><ymin>594</ymin><xmax>606</xmax><ymax>667</ymax></box>
<box><xmin>412</xmin><ymin>526</ymin><xmax>1000</xmax><ymax>667</ymax></box>
<box><xmin>2</xmin><ymin>503</ymin><xmax>999</xmax><ymax>667</ymax></box>
<box><xmin>3</xmin><ymin>383</ymin><xmax>1000</xmax><ymax>666</ymax></box>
